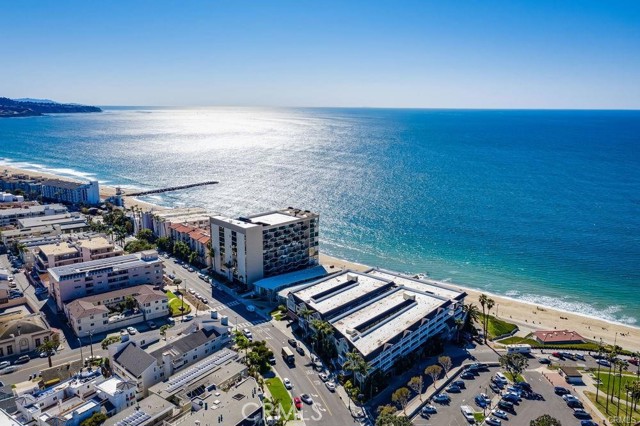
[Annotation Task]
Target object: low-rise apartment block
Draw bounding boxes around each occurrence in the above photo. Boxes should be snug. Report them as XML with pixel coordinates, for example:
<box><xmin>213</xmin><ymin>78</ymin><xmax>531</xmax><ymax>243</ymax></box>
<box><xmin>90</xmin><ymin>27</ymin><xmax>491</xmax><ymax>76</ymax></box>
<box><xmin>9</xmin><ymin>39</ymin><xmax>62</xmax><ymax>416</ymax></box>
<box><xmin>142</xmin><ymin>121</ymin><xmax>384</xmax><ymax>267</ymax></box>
<box><xmin>17</xmin><ymin>212</ymin><xmax>89</xmax><ymax>234</ymax></box>
<box><xmin>136</xmin><ymin>207</ymin><xmax>210</xmax><ymax>238</ymax></box>
<box><xmin>48</xmin><ymin>250</ymin><xmax>164</xmax><ymax>310</ymax></box>
<box><xmin>0</xmin><ymin>204</ymin><xmax>67</xmax><ymax>227</ymax></box>
<box><xmin>109</xmin><ymin>322</ymin><xmax>232</xmax><ymax>398</ymax></box>
<box><xmin>102</xmin><ymin>393</ymin><xmax>177</xmax><ymax>426</ymax></box>
<box><xmin>65</xmin><ymin>285</ymin><xmax>169</xmax><ymax>337</ymax></box>
<box><xmin>168</xmin><ymin>223</ymin><xmax>211</xmax><ymax>267</ymax></box>
<box><xmin>287</xmin><ymin>269</ymin><xmax>466</xmax><ymax>375</ymax></box>
<box><xmin>210</xmin><ymin>207</ymin><xmax>319</xmax><ymax>285</ymax></box>
<box><xmin>34</xmin><ymin>236</ymin><xmax>121</xmax><ymax>273</ymax></box>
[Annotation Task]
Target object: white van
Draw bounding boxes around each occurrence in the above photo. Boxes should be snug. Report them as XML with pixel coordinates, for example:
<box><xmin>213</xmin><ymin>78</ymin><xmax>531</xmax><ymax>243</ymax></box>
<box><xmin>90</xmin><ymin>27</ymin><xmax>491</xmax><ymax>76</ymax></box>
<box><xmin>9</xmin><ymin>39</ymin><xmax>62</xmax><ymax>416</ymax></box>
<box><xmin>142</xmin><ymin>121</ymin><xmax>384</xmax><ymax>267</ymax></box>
<box><xmin>460</xmin><ymin>405</ymin><xmax>475</xmax><ymax>422</ymax></box>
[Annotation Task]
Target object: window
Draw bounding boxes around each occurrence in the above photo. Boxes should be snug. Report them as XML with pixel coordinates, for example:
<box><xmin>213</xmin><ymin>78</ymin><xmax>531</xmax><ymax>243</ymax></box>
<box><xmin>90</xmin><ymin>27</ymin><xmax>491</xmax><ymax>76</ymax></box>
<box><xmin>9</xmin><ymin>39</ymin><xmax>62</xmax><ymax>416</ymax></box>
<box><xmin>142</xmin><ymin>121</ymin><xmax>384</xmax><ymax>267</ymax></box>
<box><xmin>7</xmin><ymin>346</ymin><xmax>13</xmax><ymax>355</ymax></box>
<box><xmin>35</xmin><ymin>338</ymin><xmax>41</xmax><ymax>347</ymax></box>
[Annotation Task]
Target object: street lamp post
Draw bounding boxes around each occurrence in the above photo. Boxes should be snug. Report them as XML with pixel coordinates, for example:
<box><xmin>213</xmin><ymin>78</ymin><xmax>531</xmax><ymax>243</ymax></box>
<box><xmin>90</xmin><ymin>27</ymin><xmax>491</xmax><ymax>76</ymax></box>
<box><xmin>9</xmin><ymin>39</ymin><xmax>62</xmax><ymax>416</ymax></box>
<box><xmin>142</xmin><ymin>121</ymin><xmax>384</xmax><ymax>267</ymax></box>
<box><xmin>78</xmin><ymin>337</ymin><xmax>84</xmax><ymax>366</ymax></box>
<box><xmin>235</xmin><ymin>315</ymin><xmax>238</xmax><ymax>332</ymax></box>
<box><xmin>89</xmin><ymin>331</ymin><xmax>94</xmax><ymax>359</ymax></box>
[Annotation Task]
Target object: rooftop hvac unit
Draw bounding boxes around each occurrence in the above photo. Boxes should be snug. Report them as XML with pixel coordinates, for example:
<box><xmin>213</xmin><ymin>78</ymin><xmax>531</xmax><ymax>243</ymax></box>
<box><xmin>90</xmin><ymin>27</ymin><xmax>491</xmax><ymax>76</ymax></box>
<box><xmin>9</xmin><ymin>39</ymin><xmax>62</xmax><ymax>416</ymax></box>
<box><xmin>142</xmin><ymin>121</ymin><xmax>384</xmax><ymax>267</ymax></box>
<box><xmin>403</xmin><ymin>292</ymin><xmax>416</xmax><ymax>301</ymax></box>
<box><xmin>346</xmin><ymin>273</ymin><xmax>358</xmax><ymax>282</ymax></box>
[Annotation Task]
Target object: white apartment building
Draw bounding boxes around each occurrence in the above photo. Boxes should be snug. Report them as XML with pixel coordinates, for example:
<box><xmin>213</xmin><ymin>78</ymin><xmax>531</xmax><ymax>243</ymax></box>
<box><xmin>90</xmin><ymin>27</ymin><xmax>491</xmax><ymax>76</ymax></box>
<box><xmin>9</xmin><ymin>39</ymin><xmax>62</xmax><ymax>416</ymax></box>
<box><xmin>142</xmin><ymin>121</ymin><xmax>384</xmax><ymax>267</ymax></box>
<box><xmin>40</xmin><ymin>179</ymin><xmax>100</xmax><ymax>205</ymax></box>
<box><xmin>287</xmin><ymin>269</ymin><xmax>466</xmax><ymax>375</ymax></box>
<box><xmin>109</xmin><ymin>324</ymin><xmax>233</xmax><ymax>398</ymax></box>
<box><xmin>0</xmin><ymin>192</ymin><xmax>24</xmax><ymax>202</ymax></box>
<box><xmin>48</xmin><ymin>250</ymin><xmax>164</xmax><ymax>310</ymax></box>
<box><xmin>64</xmin><ymin>285</ymin><xmax>169</xmax><ymax>337</ymax></box>
<box><xmin>210</xmin><ymin>207</ymin><xmax>319</xmax><ymax>285</ymax></box>
<box><xmin>0</xmin><ymin>204</ymin><xmax>67</xmax><ymax>227</ymax></box>
<box><xmin>94</xmin><ymin>376</ymin><xmax>137</xmax><ymax>415</ymax></box>
<box><xmin>34</xmin><ymin>236</ymin><xmax>121</xmax><ymax>273</ymax></box>
<box><xmin>17</xmin><ymin>212</ymin><xmax>89</xmax><ymax>233</ymax></box>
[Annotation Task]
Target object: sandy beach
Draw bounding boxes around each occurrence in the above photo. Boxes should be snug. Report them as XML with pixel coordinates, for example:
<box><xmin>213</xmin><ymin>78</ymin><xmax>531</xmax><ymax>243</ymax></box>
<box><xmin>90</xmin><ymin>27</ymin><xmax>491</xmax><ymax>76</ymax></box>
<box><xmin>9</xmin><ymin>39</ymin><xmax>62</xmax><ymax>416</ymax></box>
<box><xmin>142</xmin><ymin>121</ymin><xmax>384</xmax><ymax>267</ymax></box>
<box><xmin>3</xmin><ymin>164</ymin><xmax>638</xmax><ymax>353</ymax></box>
<box><xmin>319</xmin><ymin>253</ymin><xmax>640</xmax><ymax>353</ymax></box>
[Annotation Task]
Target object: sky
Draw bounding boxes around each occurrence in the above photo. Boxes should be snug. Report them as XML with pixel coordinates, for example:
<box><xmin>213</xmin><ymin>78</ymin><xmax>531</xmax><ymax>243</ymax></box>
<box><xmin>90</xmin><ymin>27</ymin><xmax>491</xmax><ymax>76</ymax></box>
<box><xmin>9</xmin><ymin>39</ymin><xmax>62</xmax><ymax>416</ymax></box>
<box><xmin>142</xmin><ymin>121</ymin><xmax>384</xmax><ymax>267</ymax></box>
<box><xmin>1</xmin><ymin>1</ymin><xmax>639</xmax><ymax>108</ymax></box>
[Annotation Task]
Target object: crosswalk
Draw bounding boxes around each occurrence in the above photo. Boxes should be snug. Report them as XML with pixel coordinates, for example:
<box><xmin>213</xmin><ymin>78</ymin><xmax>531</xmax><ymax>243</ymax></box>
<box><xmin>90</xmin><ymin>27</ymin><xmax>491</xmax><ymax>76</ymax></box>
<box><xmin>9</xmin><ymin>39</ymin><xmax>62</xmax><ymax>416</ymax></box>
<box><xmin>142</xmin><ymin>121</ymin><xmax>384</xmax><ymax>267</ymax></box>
<box><xmin>233</xmin><ymin>319</ymin><xmax>267</xmax><ymax>329</ymax></box>
<box><xmin>210</xmin><ymin>300</ymin><xmax>240</xmax><ymax>311</ymax></box>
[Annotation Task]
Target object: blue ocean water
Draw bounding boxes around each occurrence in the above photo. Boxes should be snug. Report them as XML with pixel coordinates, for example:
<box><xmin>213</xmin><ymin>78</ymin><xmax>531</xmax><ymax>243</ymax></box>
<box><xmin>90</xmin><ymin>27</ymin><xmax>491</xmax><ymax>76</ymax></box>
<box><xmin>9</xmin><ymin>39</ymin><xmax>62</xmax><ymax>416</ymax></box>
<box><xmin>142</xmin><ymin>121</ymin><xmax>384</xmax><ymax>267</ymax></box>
<box><xmin>1</xmin><ymin>107</ymin><xmax>639</xmax><ymax>325</ymax></box>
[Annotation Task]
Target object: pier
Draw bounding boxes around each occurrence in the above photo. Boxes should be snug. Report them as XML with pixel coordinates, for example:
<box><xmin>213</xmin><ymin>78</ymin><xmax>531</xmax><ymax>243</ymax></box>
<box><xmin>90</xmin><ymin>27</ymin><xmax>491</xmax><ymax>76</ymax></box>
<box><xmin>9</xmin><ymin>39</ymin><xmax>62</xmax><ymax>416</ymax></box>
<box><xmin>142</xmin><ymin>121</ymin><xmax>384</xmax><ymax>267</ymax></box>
<box><xmin>124</xmin><ymin>180</ymin><xmax>219</xmax><ymax>196</ymax></box>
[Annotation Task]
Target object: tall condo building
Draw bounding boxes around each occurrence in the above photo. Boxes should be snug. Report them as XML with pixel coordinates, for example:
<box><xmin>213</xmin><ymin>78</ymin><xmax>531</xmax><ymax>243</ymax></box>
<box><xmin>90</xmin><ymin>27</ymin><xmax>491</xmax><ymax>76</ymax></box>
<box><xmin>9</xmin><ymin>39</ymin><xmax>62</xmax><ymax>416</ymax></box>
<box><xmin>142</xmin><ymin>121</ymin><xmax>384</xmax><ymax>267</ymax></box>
<box><xmin>210</xmin><ymin>208</ymin><xmax>319</xmax><ymax>285</ymax></box>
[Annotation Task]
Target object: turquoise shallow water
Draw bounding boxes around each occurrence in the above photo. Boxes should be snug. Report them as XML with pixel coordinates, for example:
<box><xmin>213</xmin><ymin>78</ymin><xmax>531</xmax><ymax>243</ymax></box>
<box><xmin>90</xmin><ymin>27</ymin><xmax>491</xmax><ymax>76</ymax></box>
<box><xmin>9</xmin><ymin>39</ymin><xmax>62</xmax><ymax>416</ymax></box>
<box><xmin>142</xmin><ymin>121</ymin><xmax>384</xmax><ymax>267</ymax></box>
<box><xmin>1</xmin><ymin>107</ymin><xmax>639</xmax><ymax>325</ymax></box>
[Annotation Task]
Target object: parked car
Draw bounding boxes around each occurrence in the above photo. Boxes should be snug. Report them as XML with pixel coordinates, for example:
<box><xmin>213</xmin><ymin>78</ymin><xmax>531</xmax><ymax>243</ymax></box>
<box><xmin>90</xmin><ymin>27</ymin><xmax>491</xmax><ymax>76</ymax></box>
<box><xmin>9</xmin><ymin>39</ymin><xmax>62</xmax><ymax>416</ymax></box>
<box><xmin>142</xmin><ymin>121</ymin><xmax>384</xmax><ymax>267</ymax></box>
<box><xmin>452</xmin><ymin>380</ymin><xmax>466</xmax><ymax>388</ymax></box>
<box><xmin>0</xmin><ymin>366</ymin><xmax>18</xmax><ymax>374</ymax></box>
<box><xmin>127</xmin><ymin>326</ymin><xmax>137</xmax><ymax>335</ymax></box>
<box><xmin>486</xmin><ymin>417</ymin><xmax>502</xmax><ymax>426</ymax></box>
<box><xmin>0</xmin><ymin>361</ymin><xmax>10</xmax><ymax>369</ymax></box>
<box><xmin>552</xmin><ymin>352</ymin><xmax>564</xmax><ymax>359</ymax></box>
<box><xmin>475</xmin><ymin>395</ymin><xmax>490</xmax><ymax>408</ymax></box>
<box><xmin>491</xmin><ymin>409</ymin><xmax>508</xmax><ymax>420</ymax></box>
<box><xmin>554</xmin><ymin>386</ymin><xmax>570</xmax><ymax>395</ymax></box>
<box><xmin>268</xmin><ymin>355</ymin><xmax>276</xmax><ymax>365</ymax></box>
<box><xmin>319</xmin><ymin>372</ymin><xmax>329</xmax><ymax>382</ymax></box>
<box><xmin>294</xmin><ymin>397</ymin><xmax>302</xmax><ymax>410</ymax></box>
<box><xmin>538</xmin><ymin>357</ymin><xmax>551</xmax><ymax>364</ymax></box>
<box><xmin>575</xmin><ymin>353</ymin><xmax>585</xmax><ymax>360</ymax></box>
<box><xmin>432</xmin><ymin>393</ymin><xmax>450</xmax><ymax>403</ymax></box>
<box><xmin>296</xmin><ymin>346</ymin><xmax>305</xmax><ymax>356</ymax></box>
<box><xmin>497</xmin><ymin>400</ymin><xmax>514</xmax><ymax>412</ymax></box>
<box><xmin>597</xmin><ymin>359</ymin><xmax>611</xmax><ymax>367</ymax></box>
<box><xmin>573</xmin><ymin>409</ymin><xmax>592</xmax><ymax>419</ymax></box>
<box><xmin>489</xmin><ymin>383</ymin><xmax>501</xmax><ymax>393</ymax></box>
<box><xmin>301</xmin><ymin>394</ymin><xmax>313</xmax><ymax>404</ymax></box>
<box><xmin>15</xmin><ymin>355</ymin><xmax>30</xmax><ymax>364</ymax></box>
<box><xmin>580</xmin><ymin>421</ymin><xmax>598</xmax><ymax>426</ymax></box>
<box><xmin>502</xmin><ymin>393</ymin><xmax>520</xmax><ymax>403</ymax></box>
<box><xmin>188</xmin><ymin>288</ymin><xmax>195</xmax><ymax>294</ymax></box>
<box><xmin>201</xmin><ymin>298</ymin><xmax>208</xmax><ymax>304</ymax></box>
<box><xmin>567</xmin><ymin>399</ymin><xmax>584</xmax><ymax>409</ymax></box>
<box><xmin>461</xmin><ymin>371</ymin><xmax>475</xmax><ymax>380</ymax></box>
<box><xmin>629</xmin><ymin>357</ymin><xmax>639</xmax><ymax>366</ymax></box>
<box><xmin>446</xmin><ymin>384</ymin><xmax>461</xmax><ymax>393</ymax></box>
<box><xmin>184</xmin><ymin>314</ymin><xmax>194</xmax><ymax>321</ymax></box>
<box><xmin>288</xmin><ymin>338</ymin><xmax>297</xmax><ymax>347</ymax></box>
<box><xmin>562</xmin><ymin>394</ymin><xmax>578</xmax><ymax>402</ymax></box>
<box><xmin>325</xmin><ymin>382</ymin><xmax>336</xmax><ymax>392</ymax></box>
<box><xmin>39</xmin><ymin>350</ymin><xmax>55</xmax><ymax>358</ymax></box>
<box><xmin>283</xmin><ymin>378</ymin><xmax>293</xmax><ymax>389</ymax></box>
<box><xmin>421</xmin><ymin>405</ymin><xmax>437</xmax><ymax>416</ymax></box>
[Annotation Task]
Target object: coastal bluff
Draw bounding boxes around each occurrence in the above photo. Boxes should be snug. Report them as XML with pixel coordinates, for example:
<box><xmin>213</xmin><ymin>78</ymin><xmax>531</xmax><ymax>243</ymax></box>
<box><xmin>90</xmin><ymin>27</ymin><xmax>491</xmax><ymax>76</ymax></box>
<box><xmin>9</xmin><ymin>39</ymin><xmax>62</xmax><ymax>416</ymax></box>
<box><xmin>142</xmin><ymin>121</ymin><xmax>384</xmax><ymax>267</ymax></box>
<box><xmin>0</xmin><ymin>97</ymin><xmax>102</xmax><ymax>117</ymax></box>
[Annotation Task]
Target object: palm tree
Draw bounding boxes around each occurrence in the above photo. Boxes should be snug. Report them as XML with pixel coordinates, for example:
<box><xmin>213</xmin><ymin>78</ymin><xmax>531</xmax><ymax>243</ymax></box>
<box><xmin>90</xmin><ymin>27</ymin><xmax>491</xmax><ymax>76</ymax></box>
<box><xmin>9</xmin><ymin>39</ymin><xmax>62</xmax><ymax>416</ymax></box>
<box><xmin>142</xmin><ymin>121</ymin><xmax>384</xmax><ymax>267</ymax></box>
<box><xmin>310</xmin><ymin>319</ymin><xmax>334</xmax><ymax>354</ymax></box>
<box><xmin>605</xmin><ymin>346</ymin><xmax>618</xmax><ymax>413</ymax></box>
<box><xmin>595</xmin><ymin>339</ymin><xmax>604</xmax><ymax>401</ymax></box>
<box><xmin>344</xmin><ymin>351</ymin><xmax>370</xmax><ymax>392</ymax></box>
<box><xmin>615</xmin><ymin>360</ymin><xmax>627</xmax><ymax>417</ymax></box>
<box><xmin>463</xmin><ymin>303</ymin><xmax>480</xmax><ymax>331</ymax></box>
<box><xmin>298</xmin><ymin>306</ymin><xmax>314</xmax><ymax>336</ymax></box>
<box><xmin>38</xmin><ymin>339</ymin><xmax>58</xmax><ymax>368</ymax></box>
<box><xmin>478</xmin><ymin>294</ymin><xmax>488</xmax><ymax>342</ymax></box>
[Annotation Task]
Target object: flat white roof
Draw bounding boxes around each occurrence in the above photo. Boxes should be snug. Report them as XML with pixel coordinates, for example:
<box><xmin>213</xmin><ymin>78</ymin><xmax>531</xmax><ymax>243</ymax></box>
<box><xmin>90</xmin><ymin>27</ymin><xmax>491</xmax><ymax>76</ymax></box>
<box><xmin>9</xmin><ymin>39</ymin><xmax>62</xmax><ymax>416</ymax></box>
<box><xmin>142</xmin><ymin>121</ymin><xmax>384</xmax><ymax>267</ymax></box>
<box><xmin>210</xmin><ymin>215</ymin><xmax>258</xmax><ymax>230</ymax></box>
<box><xmin>248</xmin><ymin>212</ymin><xmax>298</xmax><ymax>226</ymax></box>
<box><xmin>369</xmin><ymin>269</ymin><xmax>463</xmax><ymax>300</ymax></box>
<box><xmin>293</xmin><ymin>271</ymin><xmax>392</xmax><ymax>315</ymax></box>
<box><xmin>95</xmin><ymin>377</ymin><xmax>122</xmax><ymax>396</ymax></box>
<box><xmin>332</xmin><ymin>288</ymin><xmax>446</xmax><ymax>356</ymax></box>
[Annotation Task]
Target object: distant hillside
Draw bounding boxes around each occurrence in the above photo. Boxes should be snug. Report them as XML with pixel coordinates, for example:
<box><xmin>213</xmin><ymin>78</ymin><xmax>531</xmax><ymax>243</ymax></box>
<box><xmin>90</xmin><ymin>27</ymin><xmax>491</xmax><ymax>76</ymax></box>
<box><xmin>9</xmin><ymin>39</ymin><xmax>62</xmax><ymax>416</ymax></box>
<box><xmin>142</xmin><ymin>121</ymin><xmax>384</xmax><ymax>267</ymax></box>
<box><xmin>0</xmin><ymin>97</ymin><xmax>102</xmax><ymax>118</ymax></box>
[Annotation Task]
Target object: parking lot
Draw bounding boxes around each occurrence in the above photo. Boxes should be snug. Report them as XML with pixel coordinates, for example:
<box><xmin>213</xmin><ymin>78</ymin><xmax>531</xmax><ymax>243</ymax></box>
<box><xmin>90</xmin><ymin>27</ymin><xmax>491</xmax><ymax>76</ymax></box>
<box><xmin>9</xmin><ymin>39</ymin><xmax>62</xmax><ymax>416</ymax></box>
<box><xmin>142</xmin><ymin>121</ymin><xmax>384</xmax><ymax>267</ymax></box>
<box><xmin>413</xmin><ymin>366</ymin><xmax>591</xmax><ymax>426</ymax></box>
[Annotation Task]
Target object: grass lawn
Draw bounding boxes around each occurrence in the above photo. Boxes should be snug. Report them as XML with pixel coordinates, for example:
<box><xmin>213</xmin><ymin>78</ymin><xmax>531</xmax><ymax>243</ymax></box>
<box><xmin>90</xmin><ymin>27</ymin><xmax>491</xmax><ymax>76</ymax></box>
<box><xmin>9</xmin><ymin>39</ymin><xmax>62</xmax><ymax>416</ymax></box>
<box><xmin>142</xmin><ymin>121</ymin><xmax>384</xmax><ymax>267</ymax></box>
<box><xmin>497</xmin><ymin>335</ymin><xmax>603</xmax><ymax>352</ymax></box>
<box><xmin>473</xmin><ymin>412</ymin><xmax>486</xmax><ymax>422</ymax></box>
<box><xmin>165</xmin><ymin>291</ymin><xmax>191</xmax><ymax>316</ymax></box>
<box><xmin>265</xmin><ymin>377</ymin><xmax>294</xmax><ymax>420</ymax></box>
<box><xmin>499</xmin><ymin>336</ymin><xmax>539</xmax><ymax>346</ymax></box>
<box><xmin>480</xmin><ymin>314</ymin><xmax>518</xmax><ymax>340</ymax></box>
<box><xmin>503</xmin><ymin>372</ymin><xmax>525</xmax><ymax>383</ymax></box>
<box><xmin>585</xmin><ymin>391</ymin><xmax>639</xmax><ymax>422</ymax></box>
<box><xmin>594</xmin><ymin>371</ymin><xmax>640</xmax><ymax>404</ymax></box>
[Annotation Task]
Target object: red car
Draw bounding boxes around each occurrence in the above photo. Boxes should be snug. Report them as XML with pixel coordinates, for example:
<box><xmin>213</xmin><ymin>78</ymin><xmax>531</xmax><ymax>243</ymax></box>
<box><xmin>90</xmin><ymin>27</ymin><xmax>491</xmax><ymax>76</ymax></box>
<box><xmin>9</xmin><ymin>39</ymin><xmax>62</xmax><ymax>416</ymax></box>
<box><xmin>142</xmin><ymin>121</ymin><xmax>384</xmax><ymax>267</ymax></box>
<box><xmin>629</xmin><ymin>358</ymin><xmax>639</xmax><ymax>366</ymax></box>
<box><xmin>294</xmin><ymin>397</ymin><xmax>302</xmax><ymax>410</ymax></box>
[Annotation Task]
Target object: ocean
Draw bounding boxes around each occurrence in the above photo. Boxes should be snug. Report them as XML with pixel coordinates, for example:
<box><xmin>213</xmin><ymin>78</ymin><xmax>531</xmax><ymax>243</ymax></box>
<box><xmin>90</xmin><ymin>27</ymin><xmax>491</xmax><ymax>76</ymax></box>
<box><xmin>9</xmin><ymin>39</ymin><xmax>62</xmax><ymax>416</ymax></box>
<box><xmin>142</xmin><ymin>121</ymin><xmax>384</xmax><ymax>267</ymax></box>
<box><xmin>1</xmin><ymin>107</ymin><xmax>639</xmax><ymax>325</ymax></box>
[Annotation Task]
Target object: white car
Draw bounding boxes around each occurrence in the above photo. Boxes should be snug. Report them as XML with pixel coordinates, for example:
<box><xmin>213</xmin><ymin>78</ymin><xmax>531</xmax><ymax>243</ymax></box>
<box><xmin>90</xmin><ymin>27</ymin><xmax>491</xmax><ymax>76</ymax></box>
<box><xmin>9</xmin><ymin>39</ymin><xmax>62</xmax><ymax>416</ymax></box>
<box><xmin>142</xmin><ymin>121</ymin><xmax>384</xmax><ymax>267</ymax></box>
<box><xmin>201</xmin><ymin>298</ymin><xmax>208</xmax><ymax>304</ymax></box>
<box><xmin>0</xmin><ymin>361</ymin><xmax>10</xmax><ymax>369</ymax></box>
<box><xmin>127</xmin><ymin>326</ymin><xmax>137</xmax><ymax>335</ymax></box>
<box><xmin>492</xmin><ymin>409</ymin><xmax>508</xmax><ymax>420</ymax></box>
<box><xmin>283</xmin><ymin>378</ymin><xmax>293</xmax><ymax>389</ymax></box>
<box><xmin>243</xmin><ymin>328</ymin><xmax>253</xmax><ymax>339</ymax></box>
<box><xmin>188</xmin><ymin>288</ymin><xmax>195</xmax><ymax>294</ymax></box>
<box><xmin>325</xmin><ymin>381</ymin><xmax>336</xmax><ymax>391</ymax></box>
<box><xmin>319</xmin><ymin>372</ymin><xmax>329</xmax><ymax>382</ymax></box>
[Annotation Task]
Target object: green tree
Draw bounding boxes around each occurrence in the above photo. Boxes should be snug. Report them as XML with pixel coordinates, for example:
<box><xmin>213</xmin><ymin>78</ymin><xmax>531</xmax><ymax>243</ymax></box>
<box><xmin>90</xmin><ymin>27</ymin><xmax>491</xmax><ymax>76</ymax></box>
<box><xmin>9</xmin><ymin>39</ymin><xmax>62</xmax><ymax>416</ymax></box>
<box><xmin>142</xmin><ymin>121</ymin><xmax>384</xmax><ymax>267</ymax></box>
<box><xmin>344</xmin><ymin>350</ymin><xmax>371</xmax><ymax>391</ymax></box>
<box><xmin>500</xmin><ymin>353</ymin><xmax>529</xmax><ymax>383</ymax></box>
<box><xmin>530</xmin><ymin>414</ymin><xmax>562</xmax><ymax>426</ymax></box>
<box><xmin>124</xmin><ymin>239</ymin><xmax>155</xmax><ymax>253</ymax></box>
<box><xmin>391</xmin><ymin>387</ymin><xmax>411</xmax><ymax>413</ymax></box>
<box><xmin>438</xmin><ymin>355</ymin><xmax>452</xmax><ymax>377</ymax></box>
<box><xmin>156</xmin><ymin>236</ymin><xmax>172</xmax><ymax>252</ymax></box>
<box><xmin>37</xmin><ymin>338</ymin><xmax>59</xmax><ymax>368</ymax></box>
<box><xmin>377</xmin><ymin>404</ymin><xmax>396</xmax><ymax>416</ymax></box>
<box><xmin>424</xmin><ymin>364</ymin><xmax>442</xmax><ymax>388</ymax></box>
<box><xmin>123</xmin><ymin>295</ymin><xmax>137</xmax><ymax>311</ymax></box>
<box><xmin>375</xmin><ymin>413</ymin><xmax>412</xmax><ymax>426</ymax></box>
<box><xmin>135</xmin><ymin>229</ymin><xmax>156</xmax><ymax>243</ymax></box>
<box><xmin>479</xmin><ymin>294</ymin><xmax>488</xmax><ymax>341</ymax></box>
<box><xmin>159</xmin><ymin>325</ymin><xmax>170</xmax><ymax>340</ymax></box>
<box><xmin>407</xmin><ymin>376</ymin><xmax>423</xmax><ymax>401</ymax></box>
<box><xmin>81</xmin><ymin>412</ymin><xmax>108</xmax><ymax>426</ymax></box>
<box><xmin>310</xmin><ymin>319</ymin><xmax>336</xmax><ymax>358</ymax></box>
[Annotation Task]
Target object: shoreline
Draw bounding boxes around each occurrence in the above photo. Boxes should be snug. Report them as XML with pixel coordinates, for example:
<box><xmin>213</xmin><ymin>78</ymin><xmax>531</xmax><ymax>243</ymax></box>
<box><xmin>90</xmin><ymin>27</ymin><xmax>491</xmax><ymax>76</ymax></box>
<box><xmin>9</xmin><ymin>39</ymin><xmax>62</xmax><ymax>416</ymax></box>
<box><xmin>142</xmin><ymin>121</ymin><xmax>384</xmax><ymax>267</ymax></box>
<box><xmin>2</xmin><ymin>163</ymin><xmax>638</xmax><ymax>351</ymax></box>
<box><xmin>319</xmin><ymin>253</ymin><xmax>639</xmax><ymax>352</ymax></box>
